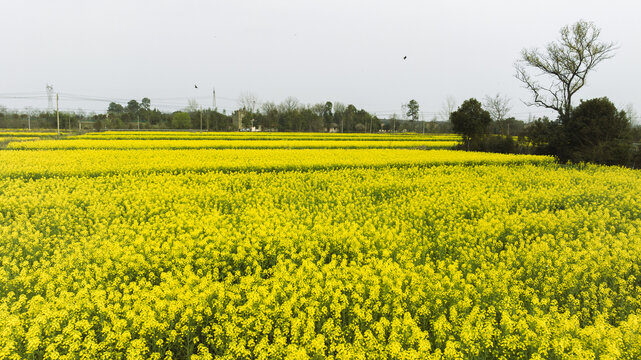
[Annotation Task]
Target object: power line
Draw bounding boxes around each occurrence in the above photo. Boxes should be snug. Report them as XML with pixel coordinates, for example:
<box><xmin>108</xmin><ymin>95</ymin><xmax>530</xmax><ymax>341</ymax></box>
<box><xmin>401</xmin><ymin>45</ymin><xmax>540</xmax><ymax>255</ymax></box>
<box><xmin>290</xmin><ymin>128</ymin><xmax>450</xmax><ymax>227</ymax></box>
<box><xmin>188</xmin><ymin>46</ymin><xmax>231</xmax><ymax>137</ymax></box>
<box><xmin>0</xmin><ymin>92</ymin><xmax>47</xmax><ymax>96</ymax></box>
<box><xmin>1</xmin><ymin>90</ymin><xmax>556</xmax><ymax>119</ymax></box>
<box><xmin>0</xmin><ymin>95</ymin><xmax>48</xmax><ymax>100</ymax></box>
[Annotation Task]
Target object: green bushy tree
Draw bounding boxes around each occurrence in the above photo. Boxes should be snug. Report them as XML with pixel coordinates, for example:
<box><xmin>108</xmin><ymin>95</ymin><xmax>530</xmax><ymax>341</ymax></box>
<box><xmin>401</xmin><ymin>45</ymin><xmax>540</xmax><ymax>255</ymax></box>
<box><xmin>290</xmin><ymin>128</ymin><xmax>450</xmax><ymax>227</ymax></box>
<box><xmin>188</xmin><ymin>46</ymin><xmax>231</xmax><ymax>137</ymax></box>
<box><xmin>171</xmin><ymin>112</ymin><xmax>192</xmax><ymax>129</ymax></box>
<box><xmin>450</xmin><ymin>98</ymin><xmax>492</xmax><ymax>150</ymax></box>
<box><xmin>564</xmin><ymin>97</ymin><xmax>632</xmax><ymax>164</ymax></box>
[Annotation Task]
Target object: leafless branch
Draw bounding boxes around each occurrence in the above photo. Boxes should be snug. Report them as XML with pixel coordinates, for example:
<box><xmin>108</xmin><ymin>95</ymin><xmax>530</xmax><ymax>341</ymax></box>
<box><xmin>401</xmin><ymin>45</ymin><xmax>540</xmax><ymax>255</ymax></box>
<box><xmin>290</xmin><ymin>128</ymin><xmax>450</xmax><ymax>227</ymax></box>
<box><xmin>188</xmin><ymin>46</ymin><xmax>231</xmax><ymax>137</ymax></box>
<box><xmin>514</xmin><ymin>20</ymin><xmax>616</xmax><ymax>120</ymax></box>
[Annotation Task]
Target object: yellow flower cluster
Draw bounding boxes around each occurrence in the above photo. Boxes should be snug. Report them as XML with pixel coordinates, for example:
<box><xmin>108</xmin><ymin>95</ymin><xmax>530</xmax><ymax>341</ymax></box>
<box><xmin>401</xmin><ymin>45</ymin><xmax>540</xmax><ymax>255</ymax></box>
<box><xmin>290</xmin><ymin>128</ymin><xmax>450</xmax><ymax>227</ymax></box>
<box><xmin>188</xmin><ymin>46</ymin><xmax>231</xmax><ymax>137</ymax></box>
<box><xmin>0</xmin><ymin>149</ymin><xmax>551</xmax><ymax>178</ymax></box>
<box><xmin>8</xmin><ymin>139</ymin><xmax>458</xmax><ymax>150</ymax></box>
<box><xmin>0</xmin><ymin>131</ymin><xmax>59</xmax><ymax>147</ymax></box>
<box><xmin>0</xmin><ymin>138</ymin><xmax>639</xmax><ymax>359</ymax></box>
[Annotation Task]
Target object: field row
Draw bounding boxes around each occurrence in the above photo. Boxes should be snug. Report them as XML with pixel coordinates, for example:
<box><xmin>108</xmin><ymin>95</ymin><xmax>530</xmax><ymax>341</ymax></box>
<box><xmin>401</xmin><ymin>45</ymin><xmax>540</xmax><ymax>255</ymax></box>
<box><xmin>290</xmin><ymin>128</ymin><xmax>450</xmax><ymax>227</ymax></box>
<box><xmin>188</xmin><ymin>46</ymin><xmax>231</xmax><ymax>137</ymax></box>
<box><xmin>6</xmin><ymin>139</ymin><xmax>459</xmax><ymax>150</ymax></box>
<box><xmin>0</xmin><ymin>149</ymin><xmax>553</xmax><ymax>178</ymax></box>
<box><xmin>1</xmin><ymin>164</ymin><xmax>640</xmax><ymax>359</ymax></box>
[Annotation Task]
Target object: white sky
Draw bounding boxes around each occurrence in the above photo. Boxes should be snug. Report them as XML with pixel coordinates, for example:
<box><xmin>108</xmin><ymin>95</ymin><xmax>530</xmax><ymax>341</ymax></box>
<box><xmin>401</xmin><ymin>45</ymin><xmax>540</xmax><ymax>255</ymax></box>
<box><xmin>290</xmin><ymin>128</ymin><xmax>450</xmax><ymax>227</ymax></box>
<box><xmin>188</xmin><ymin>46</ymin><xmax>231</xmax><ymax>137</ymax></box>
<box><xmin>1</xmin><ymin>0</ymin><xmax>639</xmax><ymax>121</ymax></box>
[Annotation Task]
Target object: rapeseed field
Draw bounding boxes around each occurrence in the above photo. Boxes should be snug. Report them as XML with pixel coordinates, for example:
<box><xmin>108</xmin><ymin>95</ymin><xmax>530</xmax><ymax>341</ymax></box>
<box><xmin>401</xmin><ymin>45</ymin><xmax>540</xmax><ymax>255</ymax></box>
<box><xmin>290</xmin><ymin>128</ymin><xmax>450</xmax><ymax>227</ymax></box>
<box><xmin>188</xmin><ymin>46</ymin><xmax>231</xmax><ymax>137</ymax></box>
<box><xmin>0</xmin><ymin>133</ymin><xmax>639</xmax><ymax>359</ymax></box>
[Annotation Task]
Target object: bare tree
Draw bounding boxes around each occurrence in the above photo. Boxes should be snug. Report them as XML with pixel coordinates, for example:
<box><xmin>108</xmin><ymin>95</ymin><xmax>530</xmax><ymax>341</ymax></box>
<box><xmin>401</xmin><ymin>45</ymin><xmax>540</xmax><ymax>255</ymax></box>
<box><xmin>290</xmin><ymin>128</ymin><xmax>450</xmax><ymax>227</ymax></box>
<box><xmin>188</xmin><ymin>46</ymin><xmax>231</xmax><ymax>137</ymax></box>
<box><xmin>333</xmin><ymin>102</ymin><xmax>346</xmax><ymax>114</ymax></box>
<box><xmin>310</xmin><ymin>103</ymin><xmax>325</xmax><ymax>117</ymax></box>
<box><xmin>261</xmin><ymin>101</ymin><xmax>277</xmax><ymax>114</ymax></box>
<box><xmin>390</xmin><ymin>113</ymin><xmax>398</xmax><ymax>132</ymax></box>
<box><xmin>515</xmin><ymin>20</ymin><xmax>616</xmax><ymax>122</ymax></box>
<box><xmin>483</xmin><ymin>93</ymin><xmax>511</xmax><ymax>122</ymax></box>
<box><xmin>186</xmin><ymin>99</ymin><xmax>199</xmax><ymax>112</ymax></box>
<box><xmin>484</xmin><ymin>94</ymin><xmax>513</xmax><ymax>136</ymax></box>
<box><xmin>400</xmin><ymin>104</ymin><xmax>408</xmax><ymax>120</ymax></box>
<box><xmin>238</xmin><ymin>91</ymin><xmax>259</xmax><ymax>113</ymax></box>
<box><xmin>439</xmin><ymin>96</ymin><xmax>457</xmax><ymax>122</ymax></box>
<box><xmin>278</xmin><ymin>97</ymin><xmax>300</xmax><ymax>113</ymax></box>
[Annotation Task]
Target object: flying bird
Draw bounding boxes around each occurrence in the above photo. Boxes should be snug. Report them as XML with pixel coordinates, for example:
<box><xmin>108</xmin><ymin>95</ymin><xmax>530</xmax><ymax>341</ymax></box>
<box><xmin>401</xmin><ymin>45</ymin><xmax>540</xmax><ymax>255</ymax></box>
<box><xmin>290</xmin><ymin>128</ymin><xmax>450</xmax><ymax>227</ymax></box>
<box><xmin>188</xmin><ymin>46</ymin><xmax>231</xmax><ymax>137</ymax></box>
<box><xmin>195</xmin><ymin>85</ymin><xmax>198</xmax><ymax>89</ymax></box>
<box><xmin>403</xmin><ymin>56</ymin><xmax>407</xmax><ymax>60</ymax></box>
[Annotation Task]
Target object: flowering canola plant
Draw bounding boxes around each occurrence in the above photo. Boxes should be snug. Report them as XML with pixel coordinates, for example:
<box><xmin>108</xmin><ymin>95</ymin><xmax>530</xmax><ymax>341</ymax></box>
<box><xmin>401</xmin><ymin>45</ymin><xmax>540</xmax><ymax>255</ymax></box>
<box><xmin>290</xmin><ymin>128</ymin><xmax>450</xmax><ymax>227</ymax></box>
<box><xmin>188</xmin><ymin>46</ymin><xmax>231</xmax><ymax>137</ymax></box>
<box><xmin>0</xmin><ymin>141</ymin><xmax>639</xmax><ymax>359</ymax></box>
<box><xmin>7</xmin><ymin>139</ymin><xmax>458</xmax><ymax>150</ymax></box>
<box><xmin>0</xmin><ymin>149</ymin><xmax>551</xmax><ymax>178</ymax></box>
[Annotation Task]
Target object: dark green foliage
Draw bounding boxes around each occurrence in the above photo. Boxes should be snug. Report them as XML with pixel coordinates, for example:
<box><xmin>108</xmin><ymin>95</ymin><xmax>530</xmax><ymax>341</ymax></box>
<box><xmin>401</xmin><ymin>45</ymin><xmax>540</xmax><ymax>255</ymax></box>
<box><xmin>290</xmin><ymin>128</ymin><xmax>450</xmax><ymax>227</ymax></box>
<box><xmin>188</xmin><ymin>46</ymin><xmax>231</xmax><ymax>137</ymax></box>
<box><xmin>141</xmin><ymin>98</ymin><xmax>151</xmax><ymax>111</ymax></box>
<box><xmin>524</xmin><ymin>117</ymin><xmax>566</xmax><ymax>155</ymax></box>
<box><xmin>323</xmin><ymin>101</ymin><xmax>333</xmax><ymax>126</ymax></box>
<box><xmin>171</xmin><ymin>112</ymin><xmax>192</xmax><ymax>129</ymax></box>
<box><xmin>526</xmin><ymin>98</ymin><xmax>635</xmax><ymax>166</ymax></box>
<box><xmin>93</xmin><ymin>118</ymin><xmax>104</xmax><ymax>131</ymax></box>
<box><xmin>471</xmin><ymin>135</ymin><xmax>518</xmax><ymax>154</ymax></box>
<box><xmin>406</xmin><ymin>99</ymin><xmax>419</xmax><ymax>121</ymax></box>
<box><xmin>450</xmin><ymin>98</ymin><xmax>492</xmax><ymax>150</ymax></box>
<box><xmin>564</xmin><ymin>97</ymin><xmax>631</xmax><ymax>164</ymax></box>
<box><xmin>107</xmin><ymin>102</ymin><xmax>124</xmax><ymax>114</ymax></box>
<box><xmin>126</xmin><ymin>100</ymin><xmax>140</xmax><ymax>114</ymax></box>
<box><xmin>489</xmin><ymin>117</ymin><xmax>525</xmax><ymax>137</ymax></box>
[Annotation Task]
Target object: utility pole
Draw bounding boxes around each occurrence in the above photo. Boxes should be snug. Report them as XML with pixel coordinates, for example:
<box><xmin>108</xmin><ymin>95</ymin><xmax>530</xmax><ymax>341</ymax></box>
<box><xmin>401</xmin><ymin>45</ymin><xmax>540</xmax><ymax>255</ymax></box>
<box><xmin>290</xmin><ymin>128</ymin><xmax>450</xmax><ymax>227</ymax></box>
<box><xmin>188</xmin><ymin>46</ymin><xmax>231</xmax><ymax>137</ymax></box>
<box><xmin>212</xmin><ymin>88</ymin><xmax>216</xmax><ymax>109</ymax></box>
<box><xmin>56</xmin><ymin>94</ymin><xmax>60</xmax><ymax>135</ymax></box>
<box><xmin>237</xmin><ymin>110</ymin><xmax>244</xmax><ymax>131</ymax></box>
<box><xmin>200</xmin><ymin>105</ymin><xmax>203</xmax><ymax>132</ymax></box>
<box><xmin>28</xmin><ymin>113</ymin><xmax>31</xmax><ymax>130</ymax></box>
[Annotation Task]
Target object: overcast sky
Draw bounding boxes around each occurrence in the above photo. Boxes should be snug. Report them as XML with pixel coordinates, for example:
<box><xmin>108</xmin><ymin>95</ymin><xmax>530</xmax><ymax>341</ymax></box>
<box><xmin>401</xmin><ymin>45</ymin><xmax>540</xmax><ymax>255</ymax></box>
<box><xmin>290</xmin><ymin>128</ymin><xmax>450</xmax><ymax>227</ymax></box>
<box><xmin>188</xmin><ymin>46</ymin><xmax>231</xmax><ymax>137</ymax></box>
<box><xmin>1</xmin><ymin>0</ymin><xmax>639</xmax><ymax>121</ymax></box>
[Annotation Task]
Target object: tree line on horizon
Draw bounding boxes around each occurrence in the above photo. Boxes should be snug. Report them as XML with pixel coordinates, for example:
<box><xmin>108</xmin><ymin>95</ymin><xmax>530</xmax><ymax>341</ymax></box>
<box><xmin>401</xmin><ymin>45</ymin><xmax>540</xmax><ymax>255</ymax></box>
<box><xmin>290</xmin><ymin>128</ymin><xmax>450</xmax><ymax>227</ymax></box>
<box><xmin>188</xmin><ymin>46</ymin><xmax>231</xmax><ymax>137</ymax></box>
<box><xmin>0</xmin><ymin>97</ymin><xmax>457</xmax><ymax>134</ymax></box>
